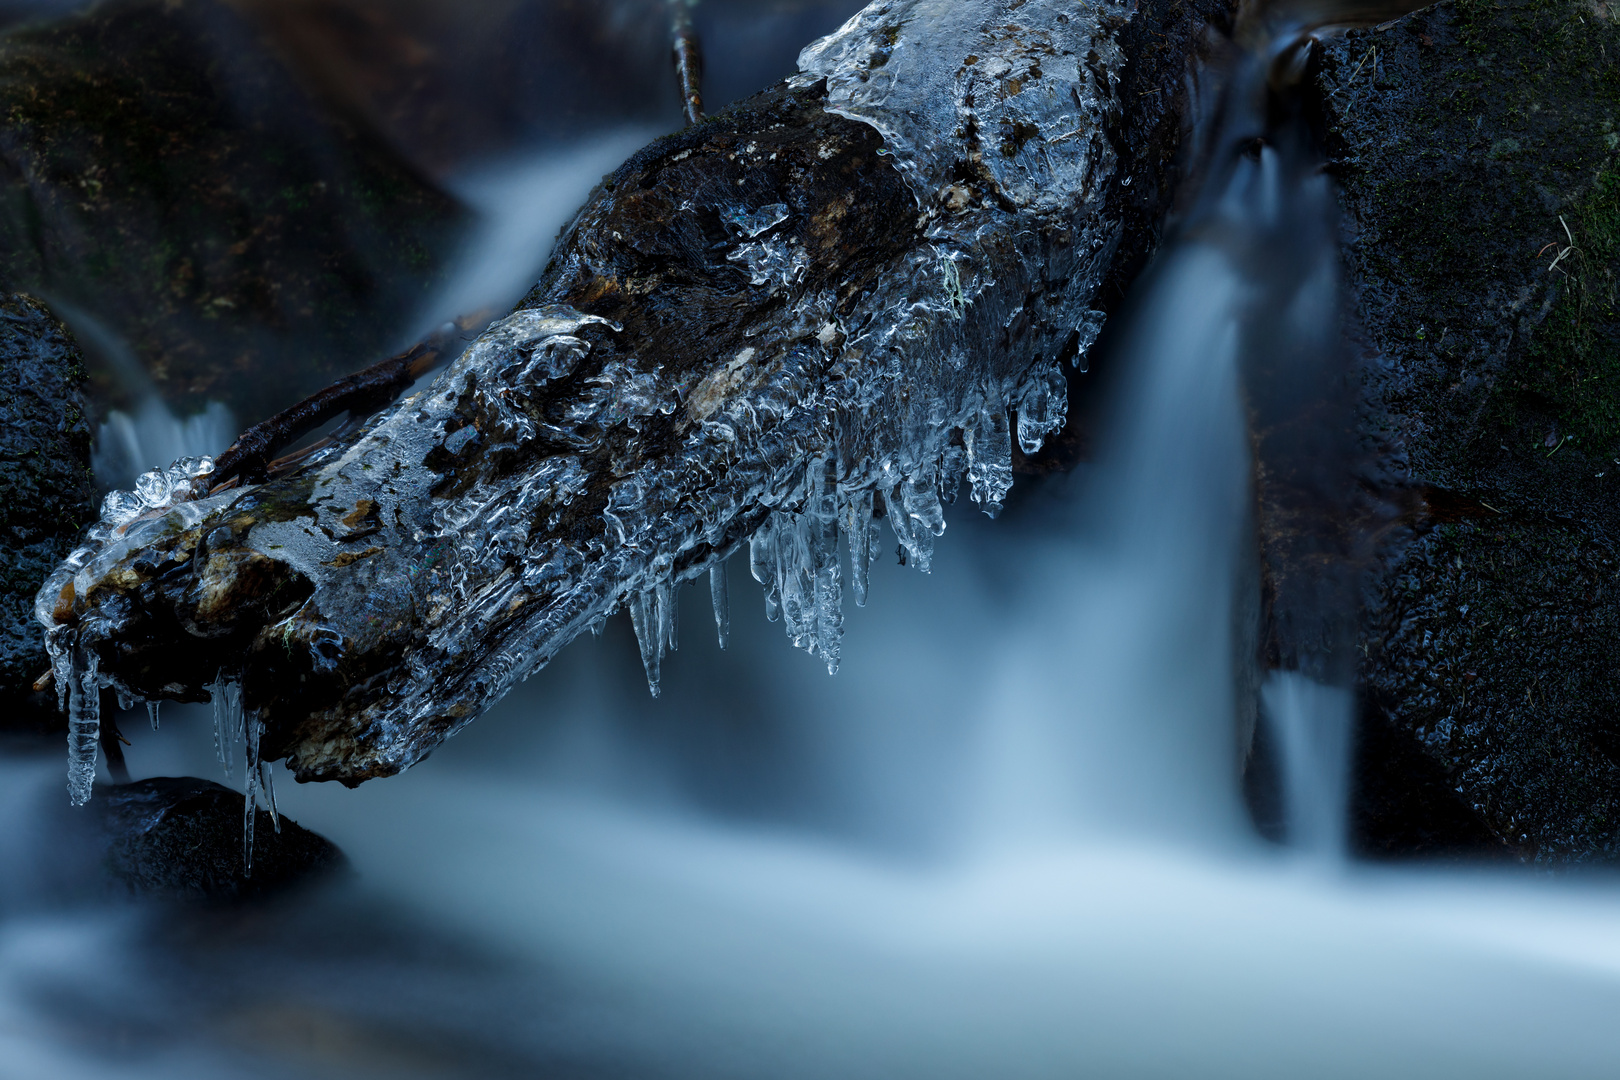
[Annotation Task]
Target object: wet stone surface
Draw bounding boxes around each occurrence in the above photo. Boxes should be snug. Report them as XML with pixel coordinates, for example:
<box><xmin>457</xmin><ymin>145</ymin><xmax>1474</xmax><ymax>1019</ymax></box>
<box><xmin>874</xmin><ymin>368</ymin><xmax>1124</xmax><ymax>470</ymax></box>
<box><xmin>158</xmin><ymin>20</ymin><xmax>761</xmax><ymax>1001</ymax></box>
<box><xmin>0</xmin><ymin>0</ymin><xmax>465</xmax><ymax>422</ymax></box>
<box><xmin>1323</xmin><ymin>0</ymin><xmax>1620</xmax><ymax>861</ymax></box>
<box><xmin>36</xmin><ymin>775</ymin><xmax>349</xmax><ymax>904</ymax></box>
<box><xmin>92</xmin><ymin>776</ymin><xmax>347</xmax><ymax>902</ymax></box>
<box><xmin>0</xmin><ymin>294</ymin><xmax>95</xmax><ymax>735</ymax></box>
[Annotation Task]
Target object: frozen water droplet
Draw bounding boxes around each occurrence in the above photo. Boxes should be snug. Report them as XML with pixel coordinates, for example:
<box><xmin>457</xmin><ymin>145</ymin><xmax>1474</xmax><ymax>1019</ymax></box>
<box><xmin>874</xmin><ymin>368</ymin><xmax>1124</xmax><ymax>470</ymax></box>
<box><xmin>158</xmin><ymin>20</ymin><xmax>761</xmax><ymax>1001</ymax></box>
<box><xmin>99</xmin><ymin>489</ymin><xmax>143</xmax><ymax>526</ymax></box>
<box><xmin>1017</xmin><ymin>363</ymin><xmax>1069</xmax><ymax>454</ymax></box>
<box><xmin>134</xmin><ymin>468</ymin><xmax>172</xmax><ymax>507</ymax></box>
<box><xmin>1073</xmin><ymin>309</ymin><xmax>1106</xmax><ymax>370</ymax></box>
<box><xmin>710</xmin><ymin>563</ymin><xmax>730</xmax><ymax>649</ymax></box>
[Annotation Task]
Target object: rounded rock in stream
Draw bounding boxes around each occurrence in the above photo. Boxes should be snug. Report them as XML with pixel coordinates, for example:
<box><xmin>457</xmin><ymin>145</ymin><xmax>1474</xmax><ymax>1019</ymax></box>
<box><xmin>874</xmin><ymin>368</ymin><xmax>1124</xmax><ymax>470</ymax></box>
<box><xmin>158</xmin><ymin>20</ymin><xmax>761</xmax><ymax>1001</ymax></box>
<box><xmin>41</xmin><ymin>776</ymin><xmax>348</xmax><ymax>904</ymax></box>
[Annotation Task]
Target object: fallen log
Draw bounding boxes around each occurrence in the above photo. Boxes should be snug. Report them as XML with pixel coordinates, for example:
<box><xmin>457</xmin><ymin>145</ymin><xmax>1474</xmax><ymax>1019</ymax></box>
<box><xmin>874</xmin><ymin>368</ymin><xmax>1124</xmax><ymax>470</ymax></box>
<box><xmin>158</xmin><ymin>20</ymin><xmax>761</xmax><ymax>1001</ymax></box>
<box><xmin>37</xmin><ymin>0</ymin><xmax>1221</xmax><ymax>797</ymax></box>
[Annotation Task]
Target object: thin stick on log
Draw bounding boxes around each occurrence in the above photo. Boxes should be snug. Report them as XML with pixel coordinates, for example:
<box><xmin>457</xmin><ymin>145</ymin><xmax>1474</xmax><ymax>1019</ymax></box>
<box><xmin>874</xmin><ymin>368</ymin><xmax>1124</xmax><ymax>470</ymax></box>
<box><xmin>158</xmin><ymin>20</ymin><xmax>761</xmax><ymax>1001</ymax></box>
<box><xmin>669</xmin><ymin>0</ymin><xmax>704</xmax><ymax>126</ymax></box>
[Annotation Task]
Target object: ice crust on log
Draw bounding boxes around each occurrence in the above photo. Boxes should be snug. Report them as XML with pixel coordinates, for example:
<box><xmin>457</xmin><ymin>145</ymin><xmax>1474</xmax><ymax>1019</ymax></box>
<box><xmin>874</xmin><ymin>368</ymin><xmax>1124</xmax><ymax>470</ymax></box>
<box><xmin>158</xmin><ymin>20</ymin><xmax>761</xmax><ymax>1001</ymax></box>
<box><xmin>38</xmin><ymin>0</ymin><xmax>1111</xmax><ymax>789</ymax></box>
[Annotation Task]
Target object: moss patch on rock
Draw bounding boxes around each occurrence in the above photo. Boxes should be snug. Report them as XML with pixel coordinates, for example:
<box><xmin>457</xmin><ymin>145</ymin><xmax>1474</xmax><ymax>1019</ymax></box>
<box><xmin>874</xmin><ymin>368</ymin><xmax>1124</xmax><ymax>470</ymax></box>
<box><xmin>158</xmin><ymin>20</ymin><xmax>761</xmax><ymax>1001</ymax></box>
<box><xmin>1321</xmin><ymin>0</ymin><xmax>1620</xmax><ymax>861</ymax></box>
<box><xmin>0</xmin><ymin>0</ymin><xmax>465</xmax><ymax>423</ymax></box>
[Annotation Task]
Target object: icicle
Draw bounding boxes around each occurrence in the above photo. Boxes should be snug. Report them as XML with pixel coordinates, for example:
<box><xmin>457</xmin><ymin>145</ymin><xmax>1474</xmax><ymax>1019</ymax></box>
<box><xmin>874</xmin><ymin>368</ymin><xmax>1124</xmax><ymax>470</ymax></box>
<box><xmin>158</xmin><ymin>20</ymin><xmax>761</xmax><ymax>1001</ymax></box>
<box><xmin>66</xmin><ymin>652</ymin><xmax>100</xmax><ymax>807</ymax></box>
<box><xmin>146</xmin><ymin>700</ymin><xmax>160</xmax><ymax>731</ymax></box>
<box><xmin>115</xmin><ymin>688</ymin><xmax>134</xmax><ymax>712</ymax></box>
<box><xmin>629</xmin><ymin>590</ymin><xmax>663</xmax><ymax>697</ymax></box>
<box><xmin>808</xmin><ymin>459</ymin><xmax>842</xmax><ymax>674</ymax></box>
<box><xmin>657</xmin><ymin>582</ymin><xmax>678</xmax><ymax>654</ymax></box>
<box><xmin>750</xmin><ymin>519</ymin><xmax>781</xmax><ymax>622</ymax></box>
<box><xmin>939</xmin><ymin>442</ymin><xmax>967</xmax><ymax>505</ymax></box>
<box><xmin>966</xmin><ymin>396</ymin><xmax>1014</xmax><ymax>518</ymax></box>
<box><xmin>710</xmin><ymin>563</ymin><xmax>730</xmax><ymax>649</ymax></box>
<box><xmin>902</xmin><ymin>469</ymin><xmax>947</xmax><ymax>538</ymax></box>
<box><xmin>243</xmin><ymin>713</ymin><xmax>260</xmax><ymax>877</ymax></box>
<box><xmin>260</xmin><ymin>758</ymin><xmax>281</xmax><ymax>834</ymax></box>
<box><xmin>210</xmin><ymin>676</ymin><xmax>240</xmax><ymax>781</ymax></box>
<box><xmin>842</xmin><ymin>489</ymin><xmax>876</xmax><ymax>607</ymax></box>
<box><xmin>887</xmin><ymin>481</ymin><xmax>934</xmax><ymax>573</ymax></box>
<box><xmin>50</xmin><ymin>640</ymin><xmax>73</xmax><ymax>714</ymax></box>
<box><xmin>777</xmin><ymin>511</ymin><xmax>815</xmax><ymax>651</ymax></box>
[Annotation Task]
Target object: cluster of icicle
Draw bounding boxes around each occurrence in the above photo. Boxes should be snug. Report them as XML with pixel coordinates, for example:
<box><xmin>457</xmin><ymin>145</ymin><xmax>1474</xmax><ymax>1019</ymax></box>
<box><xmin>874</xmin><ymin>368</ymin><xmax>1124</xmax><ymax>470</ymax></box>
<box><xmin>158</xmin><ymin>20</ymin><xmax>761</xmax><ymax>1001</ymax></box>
<box><xmin>625</xmin><ymin>363</ymin><xmax>1068</xmax><ymax>691</ymax></box>
<box><xmin>207</xmin><ymin>675</ymin><xmax>281</xmax><ymax>874</ymax></box>
<box><xmin>38</xmin><ymin>456</ymin><xmax>216</xmax><ymax>806</ymax></box>
<box><xmin>35</xmin><ymin>454</ymin><xmax>279</xmax><ymax>873</ymax></box>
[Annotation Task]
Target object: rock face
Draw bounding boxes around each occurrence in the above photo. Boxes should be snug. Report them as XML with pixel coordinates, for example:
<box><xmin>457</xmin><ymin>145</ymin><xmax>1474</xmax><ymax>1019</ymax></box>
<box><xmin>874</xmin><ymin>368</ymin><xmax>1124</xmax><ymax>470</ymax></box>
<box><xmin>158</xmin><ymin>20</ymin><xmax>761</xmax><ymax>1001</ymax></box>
<box><xmin>0</xmin><ymin>294</ymin><xmax>96</xmax><ymax>735</ymax></box>
<box><xmin>0</xmin><ymin>0</ymin><xmax>465</xmax><ymax>422</ymax></box>
<box><xmin>92</xmin><ymin>777</ymin><xmax>346</xmax><ymax>901</ymax></box>
<box><xmin>15</xmin><ymin>772</ymin><xmax>348</xmax><ymax>904</ymax></box>
<box><xmin>1323</xmin><ymin>0</ymin><xmax>1620</xmax><ymax>861</ymax></box>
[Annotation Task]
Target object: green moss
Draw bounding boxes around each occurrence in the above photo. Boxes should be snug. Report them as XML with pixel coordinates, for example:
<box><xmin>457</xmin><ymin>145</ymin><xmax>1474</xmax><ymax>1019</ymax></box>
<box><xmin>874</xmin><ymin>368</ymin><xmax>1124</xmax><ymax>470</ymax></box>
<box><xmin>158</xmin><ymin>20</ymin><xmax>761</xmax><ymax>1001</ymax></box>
<box><xmin>1519</xmin><ymin>164</ymin><xmax>1620</xmax><ymax>449</ymax></box>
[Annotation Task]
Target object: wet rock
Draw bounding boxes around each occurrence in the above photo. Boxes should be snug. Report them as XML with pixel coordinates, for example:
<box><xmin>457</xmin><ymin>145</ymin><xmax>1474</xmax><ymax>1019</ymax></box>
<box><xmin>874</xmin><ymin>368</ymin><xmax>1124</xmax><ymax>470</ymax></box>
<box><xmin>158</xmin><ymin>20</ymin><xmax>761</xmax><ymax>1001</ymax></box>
<box><xmin>91</xmin><ymin>776</ymin><xmax>347</xmax><ymax>902</ymax></box>
<box><xmin>0</xmin><ymin>293</ymin><xmax>95</xmax><ymax>735</ymax></box>
<box><xmin>0</xmin><ymin>0</ymin><xmax>465</xmax><ymax>423</ymax></box>
<box><xmin>35</xmin><ymin>0</ymin><xmax>1237</xmax><ymax>788</ymax></box>
<box><xmin>1323</xmin><ymin>1</ymin><xmax>1620</xmax><ymax>861</ymax></box>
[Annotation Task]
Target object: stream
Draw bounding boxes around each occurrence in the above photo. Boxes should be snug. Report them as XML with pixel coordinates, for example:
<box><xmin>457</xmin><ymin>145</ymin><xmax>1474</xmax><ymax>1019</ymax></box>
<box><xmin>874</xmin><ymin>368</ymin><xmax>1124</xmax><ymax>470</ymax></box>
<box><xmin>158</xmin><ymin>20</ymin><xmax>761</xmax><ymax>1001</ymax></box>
<box><xmin>4</xmin><ymin>2</ymin><xmax>1620</xmax><ymax>1077</ymax></box>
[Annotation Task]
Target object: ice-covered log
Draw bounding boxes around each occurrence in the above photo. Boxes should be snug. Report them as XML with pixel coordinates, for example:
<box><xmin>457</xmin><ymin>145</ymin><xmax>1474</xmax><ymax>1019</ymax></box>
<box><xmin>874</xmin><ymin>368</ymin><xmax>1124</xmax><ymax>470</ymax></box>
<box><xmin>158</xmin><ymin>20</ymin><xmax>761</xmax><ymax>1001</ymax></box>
<box><xmin>36</xmin><ymin>0</ymin><xmax>1204</xmax><ymax>787</ymax></box>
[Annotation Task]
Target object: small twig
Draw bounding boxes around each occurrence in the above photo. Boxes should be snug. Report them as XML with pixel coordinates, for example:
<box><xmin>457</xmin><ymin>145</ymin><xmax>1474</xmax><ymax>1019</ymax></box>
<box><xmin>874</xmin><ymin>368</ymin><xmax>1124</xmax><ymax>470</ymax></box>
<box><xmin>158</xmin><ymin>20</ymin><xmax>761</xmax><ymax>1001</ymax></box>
<box><xmin>209</xmin><ymin>315</ymin><xmax>482</xmax><ymax>491</ymax></box>
<box><xmin>669</xmin><ymin>0</ymin><xmax>705</xmax><ymax>126</ymax></box>
<box><xmin>1546</xmin><ymin>434</ymin><xmax>1569</xmax><ymax>458</ymax></box>
<box><xmin>1545</xmin><ymin>214</ymin><xmax>1579</xmax><ymax>275</ymax></box>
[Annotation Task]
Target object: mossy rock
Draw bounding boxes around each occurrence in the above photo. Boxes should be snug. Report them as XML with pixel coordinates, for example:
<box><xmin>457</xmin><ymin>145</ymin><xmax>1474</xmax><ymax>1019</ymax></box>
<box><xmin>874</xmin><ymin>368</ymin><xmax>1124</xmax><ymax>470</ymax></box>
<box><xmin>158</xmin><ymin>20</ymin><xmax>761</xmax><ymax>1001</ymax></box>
<box><xmin>0</xmin><ymin>0</ymin><xmax>465</xmax><ymax>422</ymax></box>
<box><xmin>0</xmin><ymin>292</ymin><xmax>95</xmax><ymax>733</ymax></box>
<box><xmin>1322</xmin><ymin>0</ymin><xmax>1620</xmax><ymax>861</ymax></box>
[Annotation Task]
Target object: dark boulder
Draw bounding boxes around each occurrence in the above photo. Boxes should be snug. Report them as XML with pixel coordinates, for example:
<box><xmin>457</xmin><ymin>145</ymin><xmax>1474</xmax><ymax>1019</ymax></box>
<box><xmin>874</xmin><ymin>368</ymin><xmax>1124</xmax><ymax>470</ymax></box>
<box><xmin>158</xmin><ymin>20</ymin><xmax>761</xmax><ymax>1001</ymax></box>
<box><xmin>0</xmin><ymin>0</ymin><xmax>466</xmax><ymax>423</ymax></box>
<box><xmin>0</xmin><ymin>293</ymin><xmax>95</xmax><ymax>735</ymax></box>
<box><xmin>23</xmin><ymin>774</ymin><xmax>348</xmax><ymax>904</ymax></box>
<box><xmin>1322</xmin><ymin>0</ymin><xmax>1620</xmax><ymax>861</ymax></box>
<box><xmin>92</xmin><ymin>776</ymin><xmax>347</xmax><ymax>902</ymax></box>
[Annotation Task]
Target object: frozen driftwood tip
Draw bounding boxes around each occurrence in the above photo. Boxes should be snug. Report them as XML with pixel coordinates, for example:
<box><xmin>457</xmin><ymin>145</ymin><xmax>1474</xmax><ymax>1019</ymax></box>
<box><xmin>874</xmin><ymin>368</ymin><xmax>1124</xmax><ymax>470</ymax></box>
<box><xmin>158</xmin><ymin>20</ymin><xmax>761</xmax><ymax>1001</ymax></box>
<box><xmin>36</xmin><ymin>0</ymin><xmax>1154</xmax><ymax>790</ymax></box>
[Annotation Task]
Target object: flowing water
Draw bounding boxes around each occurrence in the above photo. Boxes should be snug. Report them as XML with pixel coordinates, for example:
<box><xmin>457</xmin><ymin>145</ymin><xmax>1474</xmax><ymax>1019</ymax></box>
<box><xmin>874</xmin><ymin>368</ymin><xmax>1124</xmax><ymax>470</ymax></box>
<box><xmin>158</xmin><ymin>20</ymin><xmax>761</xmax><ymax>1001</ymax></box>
<box><xmin>5</xmin><ymin>4</ymin><xmax>1620</xmax><ymax>1078</ymax></box>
